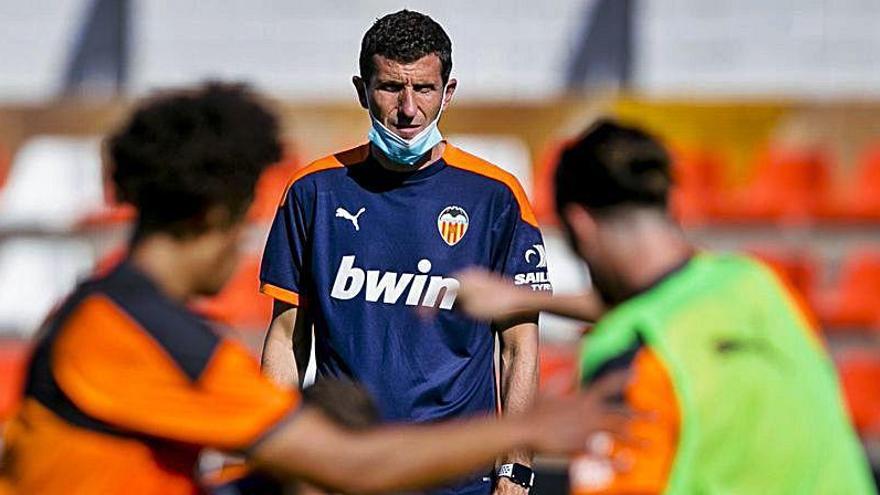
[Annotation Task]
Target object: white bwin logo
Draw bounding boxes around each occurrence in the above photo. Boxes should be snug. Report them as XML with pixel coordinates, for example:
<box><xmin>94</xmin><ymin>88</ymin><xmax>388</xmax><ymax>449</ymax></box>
<box><xmin>331</xmin><ymin>256</ymin><xmax>459</xmax><ymax>310</ymax></box>
<box><xmin>336</xmin><ymin>207</ymin><xmax>366</xmax><ymax>231</ymax></box>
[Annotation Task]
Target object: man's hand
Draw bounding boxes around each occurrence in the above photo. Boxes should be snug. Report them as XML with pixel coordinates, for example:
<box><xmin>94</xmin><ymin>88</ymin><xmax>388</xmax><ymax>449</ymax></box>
<box><xmin>524</xmin><ymin>370</ymin><xmax>631</xmax><ymax>455</ymax></box>
<box><xmin>494</xmin><ymin>476</ymin><xmax>529</xmax><ymax>495</ymax></box>
<box><xmin>455</xmin><ymin>268</ymin><xmax>533</xmax><ymax>321</ymax></box>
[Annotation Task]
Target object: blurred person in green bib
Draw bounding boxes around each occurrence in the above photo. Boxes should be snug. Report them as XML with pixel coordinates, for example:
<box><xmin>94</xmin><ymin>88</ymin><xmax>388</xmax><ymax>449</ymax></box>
<box><xmin>455</xmin><ymin>119</ymin><xmax>875</xmax><ymax>495</ymax></box>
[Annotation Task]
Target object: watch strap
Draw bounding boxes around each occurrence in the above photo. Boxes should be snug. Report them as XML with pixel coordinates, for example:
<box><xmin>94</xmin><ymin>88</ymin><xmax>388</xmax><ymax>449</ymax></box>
<box><xmin>496</xmin><ymin>463</ymin><xmax>534</xmax><ymax>489</ymax></box>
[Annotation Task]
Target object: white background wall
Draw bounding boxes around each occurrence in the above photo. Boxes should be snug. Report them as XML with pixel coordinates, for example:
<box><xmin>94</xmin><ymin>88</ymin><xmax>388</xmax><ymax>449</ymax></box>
<box><xmin>636</xmin><ymin>0</ymin><xmax>880</xmax><ymax>97</ymax></box>
<box><xmin>0</xmin><ymin>0</ymin><xmax>86</xmax><ymax>101</ymax></box>
<box><xmin>1</xmin><ymin>0</ymin><xmax>880</xmax><ymax>102</ymax></box>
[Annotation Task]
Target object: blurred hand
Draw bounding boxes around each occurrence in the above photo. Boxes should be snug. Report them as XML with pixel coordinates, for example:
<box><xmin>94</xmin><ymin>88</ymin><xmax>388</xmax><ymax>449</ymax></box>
<box><xmin>454</xmin><ymin>268</ymin><xmax>532</xmax><ymax>321</ymax></box>
<box><xmin>525</xmin><ymin>371</ymin><xmax>632</xmax><ymax>455</ymax></box>
<box><xmin>493</xmin><ymin>476</ymin><xmax>528</xmax><ymax>495</ymax></box>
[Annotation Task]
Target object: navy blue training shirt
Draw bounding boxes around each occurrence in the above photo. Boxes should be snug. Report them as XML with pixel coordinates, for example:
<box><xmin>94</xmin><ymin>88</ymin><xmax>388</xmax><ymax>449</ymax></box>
<box><xmin>260</xmin><ymin>143</ymin><xmax>551</xmax><ymax>494</ymax></box>
<box><xmin>260</xmin><ymin>144</ymin><xmax>550</xmax><ymax>421</ymax></box>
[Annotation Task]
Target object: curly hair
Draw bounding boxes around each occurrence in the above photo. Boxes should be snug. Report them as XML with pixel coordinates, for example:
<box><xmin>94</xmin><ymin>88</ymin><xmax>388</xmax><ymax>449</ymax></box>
<box><xmin>108</xmin><ymin>82</ymin><xmax>282</xmax><ymax>239</ymax></box>
<box><xmin>359</xmin><ymin>9</ymin><xmax>452</xmax><ymax>84</ymax></box>
<box><xmin>554</xmin><ymin>119</ymin><xmax>671</xmax><ymax>217</ymax></box>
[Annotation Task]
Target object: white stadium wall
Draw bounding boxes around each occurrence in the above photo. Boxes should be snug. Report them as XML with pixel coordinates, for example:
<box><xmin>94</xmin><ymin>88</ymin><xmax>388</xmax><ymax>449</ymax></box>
<box><xmin>3</xmin><ymin>0</ymin><xmax>880</xmax><ymax>102</ymax></box>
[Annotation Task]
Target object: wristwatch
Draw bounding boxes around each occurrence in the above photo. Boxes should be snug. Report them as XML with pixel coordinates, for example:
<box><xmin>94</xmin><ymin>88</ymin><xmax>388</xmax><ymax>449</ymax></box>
<box><xmin>496</xmin><ymin>463</ymin><xmax>534</xmax><ymax>489</ymax></box>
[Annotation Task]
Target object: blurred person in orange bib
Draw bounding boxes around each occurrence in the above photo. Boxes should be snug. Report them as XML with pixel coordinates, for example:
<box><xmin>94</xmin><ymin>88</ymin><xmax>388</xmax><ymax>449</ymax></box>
<box><xmin>0</xmin><ymin>83</ymin><xmax>628</xmax><ymax>495</ymax></box>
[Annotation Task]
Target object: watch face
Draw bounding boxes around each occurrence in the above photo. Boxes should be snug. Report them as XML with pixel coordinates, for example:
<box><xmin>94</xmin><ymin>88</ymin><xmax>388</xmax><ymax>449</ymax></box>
<box><xmin>497</xmin><ymin>463</ymin><xmax>534</xmax><ymax>489</ymax></box>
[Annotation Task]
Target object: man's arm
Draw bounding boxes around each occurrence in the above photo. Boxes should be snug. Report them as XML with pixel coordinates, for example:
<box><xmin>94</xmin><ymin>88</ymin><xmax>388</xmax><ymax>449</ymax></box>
<box><xmin>250</xmin><ymin>373</ymin><xmax>630</xmax><ymax>494</ymax></box>
<box><xmin>261</xmin><ymin>300</ymin><xmax>311</xmax><ymax>388</ymax></box>
<box><xmin>495</xmin><ymin>319</ymin><xmax>539</xmax><ymax>493</ymax></box>
<box><xmin>456</xmin><ymin>269</ymin><xmax>605</xmax><ymax>323</ymax></box>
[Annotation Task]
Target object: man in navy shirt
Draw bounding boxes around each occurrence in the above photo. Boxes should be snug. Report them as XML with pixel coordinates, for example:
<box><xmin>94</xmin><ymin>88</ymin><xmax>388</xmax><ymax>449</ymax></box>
<box><xmin>260</xmin><ymin>10</ymin><xmax>550</xmax><ymax>495</ymax></box>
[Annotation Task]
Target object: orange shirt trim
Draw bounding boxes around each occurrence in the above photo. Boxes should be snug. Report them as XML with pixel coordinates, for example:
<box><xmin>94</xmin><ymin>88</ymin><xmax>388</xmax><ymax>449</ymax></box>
<box><xmin>279</xmin><ymin>144</ymin><xmax>370</xmax><ymax>206</ymax></box>
<box><xmin>571</xmin><ymin>348</ymin><xmax>680</xmax><ymax>495</ymax></box>
<box><xmin>442</xmin><ymin>143</ymin><xmax>540</xmax><ymax>228</ymax></box>
<box><xmin>260</xmin><ymin>283</ymin><xmax>300</xmax><ymax>306</ymax></box>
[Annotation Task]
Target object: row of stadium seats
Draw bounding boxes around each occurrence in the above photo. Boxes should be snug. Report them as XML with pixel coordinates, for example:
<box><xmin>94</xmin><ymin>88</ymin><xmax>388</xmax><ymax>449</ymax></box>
<box><xmin>751</xmin><ymin>248</ymin><xmax>880</xmax><ymax>332</ymax></box>
<box><xmin>6</xmin><ymin>135</ymin><xmax>880</xmax><ymax>229</ymax></box>
<box><xmin>534</xmin><ymin>142</ymin><xmax>880</xmax><ymax>226</ymax></box>
<box><xmin>0</xmin><ymin>135</ymin><xmax>531</xmax><ymax>230</ymax></box>
<box><xmin>0</xmin><ymin>136</ymin><xmax>303</xmax><ymax>230</ymax></box>
<box><xmin>5</xmin><ymin>135</ymin><xmax>880</xmax><ymax>334</ymax></box>
<box><xmin>669</xmin><ymin>145</ymin><xmax>880</xmax><ymax>226</ymax></box>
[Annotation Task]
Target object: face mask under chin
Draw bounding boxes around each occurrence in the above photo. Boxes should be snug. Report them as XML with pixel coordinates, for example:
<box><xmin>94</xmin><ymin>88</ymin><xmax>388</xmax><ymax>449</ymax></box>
<box><xmin>365</xmin><ymin>86</ymin><xmax>447</xmax><ymax>167</ymax></box>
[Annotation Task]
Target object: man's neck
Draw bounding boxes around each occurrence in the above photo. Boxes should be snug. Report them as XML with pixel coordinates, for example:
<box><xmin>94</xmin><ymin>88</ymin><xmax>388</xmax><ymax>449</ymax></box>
<box><xmin>129</xmin><ymin>236</ymin><xmax>195</xmax><ymax>302</ymax></box>
<box><xmin>370</xmin><ymin>141</ymin><xmax>446</xmax><ymax>172</ymax></box>
<box><xmin>608</xmin><ymin>216</ymin><xmax>694</xmax><ymax>295</ymax></box>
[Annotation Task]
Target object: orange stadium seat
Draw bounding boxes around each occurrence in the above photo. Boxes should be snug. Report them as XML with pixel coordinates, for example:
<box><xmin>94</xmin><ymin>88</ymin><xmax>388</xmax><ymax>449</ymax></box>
<box><xmin>0</xmin><ymin>143</ymin><xmax>11</xmax><ymax>191</ymax></box>
<box><xmin>74</xmin><ymin>205</ymin><xmax>136</xmax><ymax>230</ymax></box>
<box><xmin>815</xmin><ymin>249</ymin><xmax>880</xmax><ymax>330</ymax></box>
<box><xmin>73</xmin><ymin>142</ymin><xmax>136</xmax><ymax>230</ymax></box>
<box><xmin>538</xmin><ymin>342</ymin><xmax>578</xmax><ymax>397</ymax></box>
<box><xmin>821</xmin><ymin>144</ymin><xmax>880</xmax><ymax>222</ymax></box>
<box><xmin>193</xmin><ymin>256</ymin><xmax>273</xmax><ymax>332</ymax></box>
<box><xmin>837</xmin><ymin>350</ymin><xmax>880</xmax><ymax>435</ymax></box>
<box><xmin>669</xmin><ymin>147</ymin><xmax>725</xmax><ymax>226</ymax></box>
<box><xmin>247</xmin><ymin>150</ymin><xmax>301</xmax><ymax>222</ymax></box>
<box><xmin>532</xmin><ymin>141</ymin><xmax>568</xmax><ymax>226</ymax></box>
<box><xmin>93</xmin><ymin>246</ymin><xmax>128</xmax><ymax>277</ymax></box>
<box><xmin>0</xmin><ymin>339</ymin><xmax>30</xmax><ymax>422</ymax></box>
<box><xmin>714</xmin><ymin>146</ymin><xmax>831</xmax><ymax>224</ymax></box>
<box><xmin>747</xmin><ymin>247</ymin><xmax>819</xmax><ymax>305</ymax></box>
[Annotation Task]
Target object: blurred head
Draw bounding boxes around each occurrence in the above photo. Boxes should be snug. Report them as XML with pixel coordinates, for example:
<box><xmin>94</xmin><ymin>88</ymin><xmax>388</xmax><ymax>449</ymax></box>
<box><xmin>108</xmin><ymin>83</ymin><xmax>282</xmax><ymax>295</ymax></box>
<box><xmin>353</xmin><ymin>10</ymin><xmax>457</xmax><ymax>141</ymax></box>
<box><xmin>294</xmin><ymin>380</ymin><xmax>380</xmax><ymax>495</ymax></box>
<box><xmin>206</xmin><ymin>380</ymin><xmax>380</xmax><ymax>495</ymax></box>
<box><xmin>554</xmin><ymin>119</ymin><xmax>673</xmax><ymax>304</ymax></box>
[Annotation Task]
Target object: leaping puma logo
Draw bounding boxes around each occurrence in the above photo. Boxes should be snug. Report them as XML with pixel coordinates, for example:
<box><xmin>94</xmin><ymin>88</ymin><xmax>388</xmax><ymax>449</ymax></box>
<box><xmin>335</xmin><ymin>207</ymin><xmax>366</xmax><ymax>231</ymax></box>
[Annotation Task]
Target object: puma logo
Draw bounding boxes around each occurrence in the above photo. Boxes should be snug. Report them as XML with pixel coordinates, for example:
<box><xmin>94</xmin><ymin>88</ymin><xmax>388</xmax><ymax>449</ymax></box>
<box><xmin>335</xmin><ymin>207</ymin><xmax>366</xmax><ymax>231</ymax></box>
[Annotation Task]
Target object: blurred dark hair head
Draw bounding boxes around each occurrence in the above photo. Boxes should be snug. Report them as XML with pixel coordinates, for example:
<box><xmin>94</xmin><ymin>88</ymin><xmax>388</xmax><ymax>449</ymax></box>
<box><xmin>108</xmin><ymin>82</ymin><xmax>282</xmax><ymax>241</ymax></box>
<box><xmin>359</xmin><ymin>9</ymin><xmax>453</xmax><ymax>84</ymax></box>
<box><xmin>303</xmin><ymin>379</ymin><xmax>380</xmax><ymax>430</ymax></box>
<box><xmin>554</xmin><ymin>119</ymin><xmax>671</xmax><ymax>219</ymax></box>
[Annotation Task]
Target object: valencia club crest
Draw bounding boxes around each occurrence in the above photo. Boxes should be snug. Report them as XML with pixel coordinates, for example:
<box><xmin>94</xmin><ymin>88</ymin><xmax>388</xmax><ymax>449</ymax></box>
<box><xmin>437</xmin><ymin>206</ymin><xmax>469</xmax><ymax>246</ymax></box>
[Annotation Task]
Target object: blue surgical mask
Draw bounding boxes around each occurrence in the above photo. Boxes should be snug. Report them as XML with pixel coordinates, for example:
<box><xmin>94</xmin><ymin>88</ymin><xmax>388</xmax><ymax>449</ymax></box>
<box><xmin>365</xmin><ymin>86</ymin><xmax>447</xmax><ymax>167</ymax></box>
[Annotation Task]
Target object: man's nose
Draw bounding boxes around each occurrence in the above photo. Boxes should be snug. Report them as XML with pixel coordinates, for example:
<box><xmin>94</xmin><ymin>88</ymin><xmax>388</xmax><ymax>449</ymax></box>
<box><xmin>398</xmin><ymin>88</ymin><xmax>418</xmax><ymax>120</ymax></box>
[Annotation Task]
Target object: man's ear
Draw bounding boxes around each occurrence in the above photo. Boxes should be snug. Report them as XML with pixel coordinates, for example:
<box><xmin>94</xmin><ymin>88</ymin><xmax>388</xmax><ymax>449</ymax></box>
<box><xmin>203</xmin><ymin>204</ymin><xmax>238</xmax><ymax>232</ymax></box>
<box><xmin>563</xmin><ymin>204</ymin><xmax>597</xmax><ymax>248</ymax></box>
<box><xmin>352</xmin><ymin>76</ymin><xmax>369</xmax><ymax>110</ymax></box>
<box><xmin>442</xmin><ymin>78</ymin><xmax>457</xmax><ymax>108</ymax></box>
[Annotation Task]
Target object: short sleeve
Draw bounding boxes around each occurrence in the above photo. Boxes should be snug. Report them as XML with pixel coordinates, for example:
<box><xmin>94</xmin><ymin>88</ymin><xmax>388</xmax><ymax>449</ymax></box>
<box><xmin>51</xmin><ymin>295</ymin><xmax>299</xmax><ymax>451</ymax></box>
<box><xmin>571</xmin><ymin>348</ymin><xmax>678</xmax><ymax>494</ymax></box>
<box><xmin>498</xmin><ymin>191</ymin><xmax>552</xmax><ymax>293</ymax></box>
<box><xmin>260</xmin><ymin>184</ymin><xmax>312</xmax><ymax>306</ymax></box>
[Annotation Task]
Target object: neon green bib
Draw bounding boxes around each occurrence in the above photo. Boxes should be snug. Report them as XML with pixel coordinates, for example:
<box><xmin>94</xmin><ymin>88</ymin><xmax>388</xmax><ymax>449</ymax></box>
<box><xmin>580</xmin><ymin>254</ymin><xmax>875</xmax><ymax>494</ymax></box>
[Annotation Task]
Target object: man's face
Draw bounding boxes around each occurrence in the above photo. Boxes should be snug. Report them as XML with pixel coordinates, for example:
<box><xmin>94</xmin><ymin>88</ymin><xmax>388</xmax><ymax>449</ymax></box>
<box><xmin>189</xmin><ymin>220</ymin><xmax>247</xmax><ymax>296</ymax></box>
<box><xmin>354</xmin><ymin>54</ymin><xmax>456</xmax><ymax>140</ymax></box>
<box><xmin>562</xmin><ymin>205</ymin><xmax>628</xmax><ymax>306</ymax></box>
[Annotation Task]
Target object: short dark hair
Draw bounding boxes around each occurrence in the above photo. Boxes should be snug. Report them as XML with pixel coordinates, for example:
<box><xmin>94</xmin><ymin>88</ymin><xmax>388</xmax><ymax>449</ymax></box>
<box><xmin>108</xmin><ymin>82</ymin><xmax>282</xmax><ymax>240</ymax></box>
<box><xmin>359</xmin><ymin>10</ymin><xmax>453</xmax><ymax>84</ymax></box>
<box><xmin>554</xmin><ymin>119</ymin><xmax>671</xmax><ymax>217</ymax></box>
<box><xmin>303</xmin><ymin>379</ymin><xmax>380</xmax><ymax>430</ymax></box>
